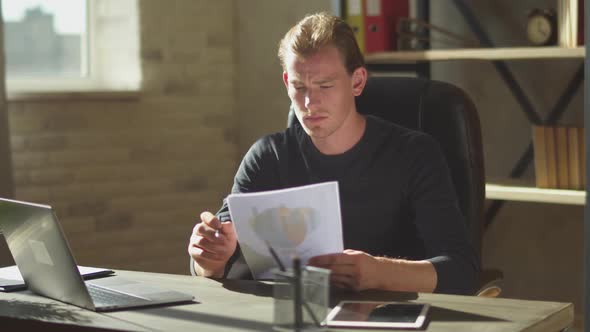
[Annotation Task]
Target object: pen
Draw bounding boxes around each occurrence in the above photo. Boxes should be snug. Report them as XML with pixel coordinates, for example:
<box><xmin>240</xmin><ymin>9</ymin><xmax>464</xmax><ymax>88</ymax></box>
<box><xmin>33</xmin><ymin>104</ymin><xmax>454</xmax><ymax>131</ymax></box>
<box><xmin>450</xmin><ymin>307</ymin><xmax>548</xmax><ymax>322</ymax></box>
<box><xmin>214</xmin><ymin>201</ymin><xmax>229</xmax><ymax>239</ymax></box>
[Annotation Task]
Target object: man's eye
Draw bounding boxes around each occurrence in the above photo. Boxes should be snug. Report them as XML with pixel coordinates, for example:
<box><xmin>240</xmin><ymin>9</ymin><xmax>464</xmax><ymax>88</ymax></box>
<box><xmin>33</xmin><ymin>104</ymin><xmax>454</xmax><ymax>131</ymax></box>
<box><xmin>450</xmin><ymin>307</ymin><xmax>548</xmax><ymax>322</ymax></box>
<box><xmin>320</xmin><ymin>85</ymin><xmax>333</xmax><ymax>89</ymax></box>
<box><xmin>294</xmin><ymin>86</ymin><xmax>305</xmax><ymax>91</ymax></box>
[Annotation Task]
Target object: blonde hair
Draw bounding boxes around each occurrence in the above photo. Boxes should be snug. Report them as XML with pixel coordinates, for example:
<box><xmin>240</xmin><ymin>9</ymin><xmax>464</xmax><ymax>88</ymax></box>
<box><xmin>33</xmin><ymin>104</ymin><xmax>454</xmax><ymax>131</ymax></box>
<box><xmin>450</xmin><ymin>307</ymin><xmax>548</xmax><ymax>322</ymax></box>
<box><xmin>277</xmin><ymin>12</ymin><xmax>365</xmax><ymax>74</ymax></box>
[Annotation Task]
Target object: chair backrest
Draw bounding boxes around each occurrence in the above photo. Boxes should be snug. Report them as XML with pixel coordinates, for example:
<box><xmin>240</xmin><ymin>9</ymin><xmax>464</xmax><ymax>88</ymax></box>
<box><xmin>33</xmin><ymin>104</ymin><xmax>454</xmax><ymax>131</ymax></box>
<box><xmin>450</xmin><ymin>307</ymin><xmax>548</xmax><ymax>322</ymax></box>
<box><xmin>287</xmin><ymin>76</ymin><xmax>485</xmax><ymax>260</ymax></box>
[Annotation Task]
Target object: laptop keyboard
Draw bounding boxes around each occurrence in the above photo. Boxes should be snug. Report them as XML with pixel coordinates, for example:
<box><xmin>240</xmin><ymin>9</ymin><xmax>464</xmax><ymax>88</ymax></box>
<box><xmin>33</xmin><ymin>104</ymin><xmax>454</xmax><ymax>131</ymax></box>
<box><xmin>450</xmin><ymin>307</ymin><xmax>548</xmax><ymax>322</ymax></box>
<box><xmin>87</xmin><ymin>283</ymin><xmax>149</xmax><ymax>308</ymax></box>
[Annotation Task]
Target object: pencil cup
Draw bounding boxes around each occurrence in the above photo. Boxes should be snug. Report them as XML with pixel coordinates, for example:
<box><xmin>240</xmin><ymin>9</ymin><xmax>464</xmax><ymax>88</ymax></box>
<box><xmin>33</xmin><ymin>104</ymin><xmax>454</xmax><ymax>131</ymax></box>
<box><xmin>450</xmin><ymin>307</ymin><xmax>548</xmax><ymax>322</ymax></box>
<box><xmin>272</xmin><ymin>266</ymin><xmax>330</xmax><ymax>331</ymax></box>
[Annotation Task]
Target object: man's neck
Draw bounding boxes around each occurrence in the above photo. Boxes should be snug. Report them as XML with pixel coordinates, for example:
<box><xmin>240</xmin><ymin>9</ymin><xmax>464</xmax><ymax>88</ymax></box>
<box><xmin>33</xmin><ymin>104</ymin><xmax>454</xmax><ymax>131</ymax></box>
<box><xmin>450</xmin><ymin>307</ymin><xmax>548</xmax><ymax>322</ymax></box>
<box><xmin>311</xmin><ymin>113</ymin><xmax>367</xmax><ymax>155</ymax></box>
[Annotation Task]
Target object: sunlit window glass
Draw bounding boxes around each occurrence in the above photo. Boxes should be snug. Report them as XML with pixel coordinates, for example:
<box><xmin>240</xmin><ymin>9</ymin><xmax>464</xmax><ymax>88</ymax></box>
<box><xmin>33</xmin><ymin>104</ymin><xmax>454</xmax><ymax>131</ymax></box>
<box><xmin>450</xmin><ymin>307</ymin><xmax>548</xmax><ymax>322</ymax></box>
<box><xmin>2</xmin><ymin>0</ymin><xmax>87</xmax><ymax>78</ymax></box>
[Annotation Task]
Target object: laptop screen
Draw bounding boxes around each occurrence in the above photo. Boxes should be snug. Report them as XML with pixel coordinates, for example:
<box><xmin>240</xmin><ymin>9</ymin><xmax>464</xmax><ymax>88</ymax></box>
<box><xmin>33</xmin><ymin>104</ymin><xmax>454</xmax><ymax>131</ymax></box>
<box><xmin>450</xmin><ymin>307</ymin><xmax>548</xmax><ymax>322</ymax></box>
<box><xmin>0</xmin><ymin>198</ymin><xmax>95</xmax><ymax>309</ymax></box>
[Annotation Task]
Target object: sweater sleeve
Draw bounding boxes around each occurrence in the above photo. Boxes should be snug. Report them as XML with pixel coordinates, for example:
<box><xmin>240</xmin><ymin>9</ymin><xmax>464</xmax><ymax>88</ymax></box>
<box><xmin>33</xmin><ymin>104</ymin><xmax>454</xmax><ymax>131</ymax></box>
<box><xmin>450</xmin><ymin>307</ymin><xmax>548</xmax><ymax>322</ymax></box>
<box><xmin>199</xmin><ymin>135</ymin><xmax>283</xmax><ymax>279</ymax></box>
<box><xmin>404</xmin><ymin>134</ymin><xmax>480</xmax><ymax>295</ymax></box>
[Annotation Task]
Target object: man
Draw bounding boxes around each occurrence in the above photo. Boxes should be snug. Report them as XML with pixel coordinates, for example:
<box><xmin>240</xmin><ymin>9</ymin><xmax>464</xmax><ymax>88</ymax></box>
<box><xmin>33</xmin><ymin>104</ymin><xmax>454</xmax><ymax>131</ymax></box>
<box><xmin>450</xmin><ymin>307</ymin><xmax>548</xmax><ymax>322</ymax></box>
<box><xmin>188</xmin><ymin>12</ymin><xmax>479</xmax><ymax>295</ymax></box>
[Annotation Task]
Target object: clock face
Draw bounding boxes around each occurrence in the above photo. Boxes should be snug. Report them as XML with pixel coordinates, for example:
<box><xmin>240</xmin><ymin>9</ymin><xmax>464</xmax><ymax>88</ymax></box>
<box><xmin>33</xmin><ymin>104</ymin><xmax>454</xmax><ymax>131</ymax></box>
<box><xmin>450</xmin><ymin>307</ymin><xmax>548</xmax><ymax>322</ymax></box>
<box><xmin>527</xmin><ymin>15</ymin><xmax>552</xmax><ymax>45</ymax></box>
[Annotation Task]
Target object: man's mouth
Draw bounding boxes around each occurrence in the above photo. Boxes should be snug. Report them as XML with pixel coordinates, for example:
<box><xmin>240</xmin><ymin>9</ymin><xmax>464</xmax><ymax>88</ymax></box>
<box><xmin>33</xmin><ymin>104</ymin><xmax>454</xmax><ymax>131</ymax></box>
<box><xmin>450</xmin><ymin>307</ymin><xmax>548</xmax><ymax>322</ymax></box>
<box><xmin>303</xmin><ymin>114</ymin><xmax>327</xmax><ymax>124</ymax></box>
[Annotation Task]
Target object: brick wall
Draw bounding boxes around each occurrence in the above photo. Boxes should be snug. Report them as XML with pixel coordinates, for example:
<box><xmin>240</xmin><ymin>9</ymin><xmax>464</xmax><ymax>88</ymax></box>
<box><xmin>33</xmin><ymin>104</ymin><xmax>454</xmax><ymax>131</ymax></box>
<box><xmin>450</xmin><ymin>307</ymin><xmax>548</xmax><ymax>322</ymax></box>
<box><xmin>6</xmin><ymin>0</ymin><xmax>237</xmax><ymax>274</ymax></box>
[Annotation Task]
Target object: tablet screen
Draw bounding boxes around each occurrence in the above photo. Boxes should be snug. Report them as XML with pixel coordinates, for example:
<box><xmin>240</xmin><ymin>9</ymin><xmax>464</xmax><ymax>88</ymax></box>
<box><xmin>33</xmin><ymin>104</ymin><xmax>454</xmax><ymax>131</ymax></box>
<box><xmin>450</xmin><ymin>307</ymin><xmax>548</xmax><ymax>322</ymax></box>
<box><xmin>326</xmin><ymin>301</ymin><xmax>430</xmax><ymax>328</ymax></box>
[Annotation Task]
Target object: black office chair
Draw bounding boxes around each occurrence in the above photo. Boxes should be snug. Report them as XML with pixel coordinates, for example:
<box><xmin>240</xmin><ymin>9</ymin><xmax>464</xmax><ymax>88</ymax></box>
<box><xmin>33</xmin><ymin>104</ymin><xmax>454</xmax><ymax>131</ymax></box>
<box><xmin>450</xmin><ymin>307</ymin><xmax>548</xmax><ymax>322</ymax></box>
<box><xmin>288</xmin><ymin>76</ymin><xmax>502</xmax><ymax>297</ymax></box>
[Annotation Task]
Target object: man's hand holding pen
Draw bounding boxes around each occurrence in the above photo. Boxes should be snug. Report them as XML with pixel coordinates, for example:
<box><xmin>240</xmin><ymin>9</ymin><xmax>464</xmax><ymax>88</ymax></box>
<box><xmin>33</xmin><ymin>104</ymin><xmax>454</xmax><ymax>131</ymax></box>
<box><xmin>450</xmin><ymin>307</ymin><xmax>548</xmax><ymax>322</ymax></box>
<box><xmin>188</xmin><ymin>211</ymin><xmax>237</xmax><ymax>278</ymax></box>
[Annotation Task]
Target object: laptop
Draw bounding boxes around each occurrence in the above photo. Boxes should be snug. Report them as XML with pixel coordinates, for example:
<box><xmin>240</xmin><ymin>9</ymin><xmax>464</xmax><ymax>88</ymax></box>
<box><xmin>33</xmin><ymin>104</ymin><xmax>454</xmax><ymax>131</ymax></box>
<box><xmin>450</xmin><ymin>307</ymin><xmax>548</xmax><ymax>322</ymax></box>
<box><xmin>0</xmin><ymin>197</ymin><xmax>195</xmax><ymax>311</ymax></box>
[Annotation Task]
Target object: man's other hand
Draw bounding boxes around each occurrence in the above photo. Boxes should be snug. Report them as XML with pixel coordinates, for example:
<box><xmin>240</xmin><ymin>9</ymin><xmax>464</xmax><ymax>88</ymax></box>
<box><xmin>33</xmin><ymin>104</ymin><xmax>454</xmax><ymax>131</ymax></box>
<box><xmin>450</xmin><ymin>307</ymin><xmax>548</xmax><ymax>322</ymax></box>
<box><xmin>308</xmin><ymin>249</ymin><xmax>380</xmax><ymax>291</ymax></box>
<box><xmin>188</xmin><ymin>211</ymin><xmax>237</xmax><ymax>278</ymax></box>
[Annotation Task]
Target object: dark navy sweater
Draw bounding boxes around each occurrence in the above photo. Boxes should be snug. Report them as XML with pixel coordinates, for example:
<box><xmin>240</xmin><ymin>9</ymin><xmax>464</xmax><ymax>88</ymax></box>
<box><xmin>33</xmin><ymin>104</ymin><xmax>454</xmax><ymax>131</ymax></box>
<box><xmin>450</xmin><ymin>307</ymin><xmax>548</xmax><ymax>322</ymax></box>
<box><xmin>212</xmin><ymin>115</ymin><xmax>479</xmax><ymax>295</ymax></box>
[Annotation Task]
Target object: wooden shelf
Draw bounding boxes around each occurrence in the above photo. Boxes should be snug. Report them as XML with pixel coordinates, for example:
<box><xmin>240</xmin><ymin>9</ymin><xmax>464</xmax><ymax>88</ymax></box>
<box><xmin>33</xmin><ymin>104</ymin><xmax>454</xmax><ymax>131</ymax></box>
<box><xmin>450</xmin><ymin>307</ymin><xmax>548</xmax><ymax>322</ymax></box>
<box><xmin>365</xmin><ymin>46</ymin><xmax>585</xmax><ymax>63</ymax></box>
<box><xmin>485</xmin><ymin>182</ymin><xmax>586</xmax><ymax>205</ymax></box>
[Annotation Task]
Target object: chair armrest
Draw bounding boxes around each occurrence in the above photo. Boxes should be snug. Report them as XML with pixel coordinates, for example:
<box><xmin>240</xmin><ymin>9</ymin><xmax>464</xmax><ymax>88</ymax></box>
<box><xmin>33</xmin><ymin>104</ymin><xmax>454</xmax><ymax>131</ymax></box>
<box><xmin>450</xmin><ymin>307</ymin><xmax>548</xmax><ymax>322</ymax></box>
<box><xmin>476</xmin><ymin>268</ymin><xmax>504</xmax><ymax>297</ymax></box>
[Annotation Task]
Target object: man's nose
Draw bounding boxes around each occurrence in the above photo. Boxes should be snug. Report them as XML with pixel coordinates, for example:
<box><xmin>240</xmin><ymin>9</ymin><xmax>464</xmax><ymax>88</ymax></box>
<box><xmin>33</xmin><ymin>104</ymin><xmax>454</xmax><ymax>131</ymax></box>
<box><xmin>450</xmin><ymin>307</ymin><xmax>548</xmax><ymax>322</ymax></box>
<box><xmin>304</xmin><ymin>89</ymin><xmax>320</xmax><ymax>109</ymax></box>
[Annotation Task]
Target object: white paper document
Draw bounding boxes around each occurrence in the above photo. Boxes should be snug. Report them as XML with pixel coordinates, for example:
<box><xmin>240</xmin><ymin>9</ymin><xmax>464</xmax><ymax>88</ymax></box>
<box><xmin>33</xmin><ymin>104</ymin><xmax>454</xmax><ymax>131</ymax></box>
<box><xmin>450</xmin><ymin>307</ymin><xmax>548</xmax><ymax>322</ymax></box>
<box><xmin>0</xmin><ymin>265</ymin><xmax>114</xmax><ymax>291</ymax></box>
<box><xmin>227</xmin><ymin>181</ymin><xmax>343</xmax><ymax>279</ymax></box>
<box><xmin>0</xmin><ymin>265</ymin><xmax>110</xmax><ymax>281</ymax></box>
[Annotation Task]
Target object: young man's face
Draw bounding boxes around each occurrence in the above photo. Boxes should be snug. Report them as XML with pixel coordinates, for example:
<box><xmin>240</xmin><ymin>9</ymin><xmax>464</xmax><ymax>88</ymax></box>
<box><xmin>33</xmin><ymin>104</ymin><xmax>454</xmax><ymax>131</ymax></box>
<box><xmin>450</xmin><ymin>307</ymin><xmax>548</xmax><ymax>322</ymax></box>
<box><xmin>282</xmin><ymin>46</ymin><xmax>365</xmax><ymax>146</ymax></box>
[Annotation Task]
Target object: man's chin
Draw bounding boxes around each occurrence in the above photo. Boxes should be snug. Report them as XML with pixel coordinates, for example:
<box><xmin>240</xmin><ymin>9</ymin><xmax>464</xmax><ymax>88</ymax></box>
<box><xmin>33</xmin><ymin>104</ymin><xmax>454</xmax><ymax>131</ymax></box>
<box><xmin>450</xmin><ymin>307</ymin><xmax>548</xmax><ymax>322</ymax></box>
<box><xmin>301</xmin><ymin>126</ymin><xmax>322</xmax><ymax>137</ymax></box>
<box><xmin>305</xmin><ymin>131</ymin><xmax>330</xmax><ymax>141</ymax></box>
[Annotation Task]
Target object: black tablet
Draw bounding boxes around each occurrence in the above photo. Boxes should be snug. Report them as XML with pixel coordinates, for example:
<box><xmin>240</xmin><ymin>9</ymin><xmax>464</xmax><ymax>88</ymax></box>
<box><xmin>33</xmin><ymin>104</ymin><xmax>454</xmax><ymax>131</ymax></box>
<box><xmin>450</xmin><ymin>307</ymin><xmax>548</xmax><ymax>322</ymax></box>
<box><xmin>325</xmin><ymin>301</ymin><xmax>430</xmax><ymax>329</ymax></box>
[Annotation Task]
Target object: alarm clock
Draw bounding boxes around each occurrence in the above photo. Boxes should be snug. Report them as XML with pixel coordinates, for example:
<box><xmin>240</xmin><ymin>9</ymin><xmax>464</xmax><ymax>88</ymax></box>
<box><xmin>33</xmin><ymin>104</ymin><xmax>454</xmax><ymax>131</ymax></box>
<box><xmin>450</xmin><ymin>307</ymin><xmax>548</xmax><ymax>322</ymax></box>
<box><xmin>526</xmin><ymin>9</ymin><xmax>557</xmax><ymax>46</ymax></box>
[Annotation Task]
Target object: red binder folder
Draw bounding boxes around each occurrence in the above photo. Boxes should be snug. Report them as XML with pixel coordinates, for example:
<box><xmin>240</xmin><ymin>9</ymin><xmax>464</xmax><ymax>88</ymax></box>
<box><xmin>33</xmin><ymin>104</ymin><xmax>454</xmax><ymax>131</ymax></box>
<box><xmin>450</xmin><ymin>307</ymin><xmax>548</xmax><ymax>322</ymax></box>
<box><xmin>363</xmin><ymin>0</ymin><xmax>409</xmax><ymax>53</ymax></box>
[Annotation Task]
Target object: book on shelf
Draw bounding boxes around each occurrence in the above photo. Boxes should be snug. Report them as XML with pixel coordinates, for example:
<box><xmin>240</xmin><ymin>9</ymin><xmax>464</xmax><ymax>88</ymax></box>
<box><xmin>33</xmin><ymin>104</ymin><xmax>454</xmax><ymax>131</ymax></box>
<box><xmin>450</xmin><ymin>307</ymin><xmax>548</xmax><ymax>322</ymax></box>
<box><xmin>532</xmin><ymin>125</ymin><xmax>585</xmax><ymax>190</ymax></box>
<box><xmin>567</xmin><ymin>127</ymin><xmax>582</xmax><ymax>189</ymax></box>
<box><xmin>533</xmin><ymin>126</ymin><xmax>549</xmax><ymax>188</ymax></box>
<box><xmin>344</xmin><ymin>0</ymin><xmax>366</xmax><ymax>53</ymax></box>
<box><xmin>557</xmin><ymin>0</ymin><xmax>579</xmax><ymax>47</ymax></box>
<box><xmin>544</xmin><ymin>126</ymin><xmax>559</xmax><ymax>188</ymax></box>
<box><xmin>363</xmin><ymin>0</ymin><xmax>409</xmax><ymax>53</ymax></box>
<box><xmin>580</xmin><ymin>126</ymin><xmax>586</xmax><ymax>187</ymax></box>
<box><xmin>555</xmin><ymin>126</ymin><xmax>570</xmax><ymax>189</ymax></box>
<box><xmin>578</xmin><ymin>0</ymin><xmax>584</xmax><ymax>45</ymax></box>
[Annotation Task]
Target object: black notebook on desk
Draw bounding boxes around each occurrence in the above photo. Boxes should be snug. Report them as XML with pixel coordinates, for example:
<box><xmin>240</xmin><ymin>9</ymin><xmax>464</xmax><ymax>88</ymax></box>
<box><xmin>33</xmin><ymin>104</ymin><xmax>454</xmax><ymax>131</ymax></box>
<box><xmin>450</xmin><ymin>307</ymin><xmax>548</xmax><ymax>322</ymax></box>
<box><xmin>0</xmin><ymin>264</ymin><xmax>113</xmax><ymax>291</ymax></box>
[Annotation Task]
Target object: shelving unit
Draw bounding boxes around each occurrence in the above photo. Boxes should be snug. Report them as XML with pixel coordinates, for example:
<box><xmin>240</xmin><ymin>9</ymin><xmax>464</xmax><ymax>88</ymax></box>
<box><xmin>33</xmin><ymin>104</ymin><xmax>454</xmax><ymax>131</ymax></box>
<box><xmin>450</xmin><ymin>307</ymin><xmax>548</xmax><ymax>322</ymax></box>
<box><xmin>365</xmin><ymin>46</ymin><xmax>586</xmax><ymax>205</ymax></box>
<box><xmin>362</xmin><ymin>1</ymin><xmax>586</xmax><ymax>219</ymax></box>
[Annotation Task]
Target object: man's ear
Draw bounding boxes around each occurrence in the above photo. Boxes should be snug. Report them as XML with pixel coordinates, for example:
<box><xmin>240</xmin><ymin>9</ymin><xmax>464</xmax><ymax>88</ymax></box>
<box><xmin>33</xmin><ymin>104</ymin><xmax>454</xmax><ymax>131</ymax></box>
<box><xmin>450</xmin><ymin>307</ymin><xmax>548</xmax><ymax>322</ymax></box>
<box><xmin>351</xmin><ymin>67</ymin><xmax>368</xmax><ymax>97</ymax></box>
<box><xmin>282</xmin><ymin>71</ymin><xmax>289</xmax><ymax>88</ymax></box>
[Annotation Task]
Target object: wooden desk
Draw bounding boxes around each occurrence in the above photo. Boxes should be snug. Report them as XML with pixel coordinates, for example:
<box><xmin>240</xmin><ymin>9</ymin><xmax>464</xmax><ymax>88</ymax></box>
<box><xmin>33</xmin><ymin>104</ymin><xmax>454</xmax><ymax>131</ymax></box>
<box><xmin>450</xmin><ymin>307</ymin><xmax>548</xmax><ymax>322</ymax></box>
<box><xmin>0</xmin><ymin>270</ymin><xmax>573</xmax><ymax>331</ymax></box>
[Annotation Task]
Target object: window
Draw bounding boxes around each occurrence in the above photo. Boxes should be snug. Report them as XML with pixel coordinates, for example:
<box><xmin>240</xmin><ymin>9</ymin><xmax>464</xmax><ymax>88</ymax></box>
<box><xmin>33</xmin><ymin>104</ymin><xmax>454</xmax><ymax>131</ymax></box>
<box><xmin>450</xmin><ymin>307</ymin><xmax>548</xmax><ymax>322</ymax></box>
<box><xmin>3</xmin><ymin>0</ymin><xmax>88</xmax><ymax>79</ymax></box>
<box><xmin>2</xmin><ymin>0</ymin><xmax>140</xmax><ymax>94</ymax></box>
